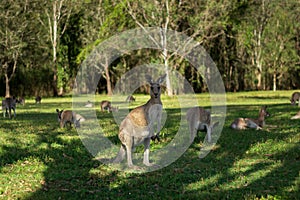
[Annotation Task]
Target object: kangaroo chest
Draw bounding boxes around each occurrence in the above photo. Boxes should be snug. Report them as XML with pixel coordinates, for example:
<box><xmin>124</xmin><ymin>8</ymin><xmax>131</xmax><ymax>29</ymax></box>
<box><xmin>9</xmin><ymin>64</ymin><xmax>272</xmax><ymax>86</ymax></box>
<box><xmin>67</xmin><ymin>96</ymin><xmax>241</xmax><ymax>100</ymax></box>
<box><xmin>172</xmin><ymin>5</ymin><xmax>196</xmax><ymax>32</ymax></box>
<box><xmin>128</xmin><ymin>104</ymin><xmax>162</xmax><ymax>127</ymax></box>
<box><xmin>128</xmin><ymin>106</ymin><xmax>148</xmax><ymax>126</ymax></box>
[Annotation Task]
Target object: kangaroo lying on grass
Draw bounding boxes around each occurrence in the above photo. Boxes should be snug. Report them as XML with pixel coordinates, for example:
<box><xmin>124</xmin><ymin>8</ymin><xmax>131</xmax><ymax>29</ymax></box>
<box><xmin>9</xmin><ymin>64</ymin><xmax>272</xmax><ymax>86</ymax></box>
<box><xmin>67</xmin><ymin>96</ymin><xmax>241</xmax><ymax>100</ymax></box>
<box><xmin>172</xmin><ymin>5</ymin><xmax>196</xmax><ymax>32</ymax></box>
<box><xmin>186</xmin><ymin>107</ymin><xmax>219</xmax><ymax>143</ymax></box>
<box><xmin>113</xmin><ymin>74</ymin><xmax>166</xmax><ymax>169</ymax></box>
<box><xmin>230</xmin><ymin>106</ymin><xmax>270</xmax><ymax>130</ymax></box>
<box><xmin>290</xmin><ymin>92</ymin><xmax>300</xmax><ymax>106</ymax></box>
<box><xmin>56</xmin><ymin>109</ymin><xmax>84</xmax><ymax>128</ymax></box>
<box><xmin>2</xmin><ymin>97</ymin><xmax>17</xmax><ymax>119</ymax></box>
<box><xmin>84</xmin><ymin>100</ymin><xmax>93</xmax><ymax>108</ymax></box>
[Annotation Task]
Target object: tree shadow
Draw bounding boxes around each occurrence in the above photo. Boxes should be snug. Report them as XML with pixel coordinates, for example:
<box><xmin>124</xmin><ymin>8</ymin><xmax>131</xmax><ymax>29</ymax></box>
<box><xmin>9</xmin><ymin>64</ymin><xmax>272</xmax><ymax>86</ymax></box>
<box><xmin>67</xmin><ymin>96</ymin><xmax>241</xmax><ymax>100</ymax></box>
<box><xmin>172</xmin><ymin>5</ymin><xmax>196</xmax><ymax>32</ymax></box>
<box><xmin>0</xmin><ymin>103</ymin><xmax>299</xmax><ymax>199</ymax></box>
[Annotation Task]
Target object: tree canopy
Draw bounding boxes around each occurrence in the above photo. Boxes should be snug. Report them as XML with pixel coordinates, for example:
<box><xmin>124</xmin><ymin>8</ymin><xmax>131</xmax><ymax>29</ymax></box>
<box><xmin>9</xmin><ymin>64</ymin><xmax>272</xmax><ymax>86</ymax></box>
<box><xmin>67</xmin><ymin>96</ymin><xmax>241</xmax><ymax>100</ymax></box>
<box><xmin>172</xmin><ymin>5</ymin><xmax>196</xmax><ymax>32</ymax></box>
<box><xmin>0</xmin><ymin>0</ymin><xmax>299</xmax><ymax>97</ymax></box>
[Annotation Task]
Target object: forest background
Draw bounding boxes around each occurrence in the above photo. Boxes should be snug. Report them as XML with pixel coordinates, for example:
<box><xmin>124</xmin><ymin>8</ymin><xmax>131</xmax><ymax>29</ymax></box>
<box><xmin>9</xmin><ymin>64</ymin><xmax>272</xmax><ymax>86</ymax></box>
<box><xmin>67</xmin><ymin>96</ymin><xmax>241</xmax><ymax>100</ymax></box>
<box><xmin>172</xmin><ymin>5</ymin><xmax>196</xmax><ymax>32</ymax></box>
<box><xmin>1</xmin><ymin>0</ymin><xmax>299</xmax><ymax>97</ymax></box>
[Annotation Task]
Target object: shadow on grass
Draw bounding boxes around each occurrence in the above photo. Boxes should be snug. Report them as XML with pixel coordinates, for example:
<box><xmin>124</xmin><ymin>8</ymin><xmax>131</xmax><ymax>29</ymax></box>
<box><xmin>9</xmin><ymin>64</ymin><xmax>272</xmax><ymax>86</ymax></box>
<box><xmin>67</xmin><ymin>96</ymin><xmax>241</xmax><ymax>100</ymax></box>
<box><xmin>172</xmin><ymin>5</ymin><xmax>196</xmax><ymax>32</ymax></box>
<box><xmin>0</xmin><ymin>103</ymin><xmax>299</xmax><ymax>199</ymax></box>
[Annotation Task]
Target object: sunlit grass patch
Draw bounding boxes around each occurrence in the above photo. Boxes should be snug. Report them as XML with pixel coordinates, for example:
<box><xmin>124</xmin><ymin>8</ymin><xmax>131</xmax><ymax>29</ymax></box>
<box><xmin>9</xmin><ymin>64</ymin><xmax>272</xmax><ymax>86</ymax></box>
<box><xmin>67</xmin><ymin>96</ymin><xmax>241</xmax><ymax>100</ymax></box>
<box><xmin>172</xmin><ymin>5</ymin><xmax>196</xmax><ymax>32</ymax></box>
<box><xmin>0</xmin><ymin>91</ymin><xmax>299</xmax><ymax>199</ymax></box>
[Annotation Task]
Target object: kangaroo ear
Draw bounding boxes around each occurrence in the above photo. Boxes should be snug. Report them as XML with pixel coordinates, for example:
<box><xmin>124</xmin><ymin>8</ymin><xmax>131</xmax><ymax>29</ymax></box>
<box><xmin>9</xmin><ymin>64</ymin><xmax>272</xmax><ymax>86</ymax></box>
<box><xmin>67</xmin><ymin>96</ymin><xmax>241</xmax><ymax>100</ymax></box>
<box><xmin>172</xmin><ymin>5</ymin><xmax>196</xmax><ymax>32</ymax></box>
<box><xmin>145</xmin><ymin>75</ymin><xmax>153</xmax><ymax>84</ymax></box>
<box><xmin>262</xmin><ymin>105</ymin><xmax>267</xmax><ymax>110</ymax></box>
<box><xmin>157</xmin><ymin>74</ymin><xmax>167</xmax><ymax>84</ymax></box>
<box><xmin>56</xmin><ymin>109</ymin><xmax>59</xmax><ymax>113</ymax></box>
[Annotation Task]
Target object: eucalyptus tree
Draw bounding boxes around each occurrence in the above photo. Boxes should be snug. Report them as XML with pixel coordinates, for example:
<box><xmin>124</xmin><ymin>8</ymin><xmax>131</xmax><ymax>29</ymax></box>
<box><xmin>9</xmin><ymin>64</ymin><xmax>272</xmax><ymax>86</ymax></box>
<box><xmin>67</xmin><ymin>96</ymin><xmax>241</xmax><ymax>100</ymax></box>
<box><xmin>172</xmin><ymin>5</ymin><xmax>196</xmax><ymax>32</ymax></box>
<box><xmin>123</xmin><ymin>0</ymin><xmax>183</xmax><ymax>95</ymax></box>
<box><xmin>178</xmin><ymin>0</ymin><xmax>239</xmax><ymax>92</ymax></box>
<box><xmin>236</xmin><ymin>0</ymin><xmax>272</xmax><ymax>90</ymax></box>
<box><xmin>0</xmin><ymin>1</ymin><xmax>35</xmax><ymax>97</ymax></box>
<box><xmin>263</xmin><ymin>1</ymin><xmax>299</xmax><ymax>91</ymax></box>
<box><xmin>37</xmin><ymin>0</ymin><xmax>75</xmax><ymax>96</ymax></box>
<box><xmin>78</xmin><ymin>0</ymin><xmax>133</xmax><ymax>95</ymax></box>
<box><xmin>235</xmin><ymin>0</ymin><xmax>300</xmax><ymax>90</ymax></box>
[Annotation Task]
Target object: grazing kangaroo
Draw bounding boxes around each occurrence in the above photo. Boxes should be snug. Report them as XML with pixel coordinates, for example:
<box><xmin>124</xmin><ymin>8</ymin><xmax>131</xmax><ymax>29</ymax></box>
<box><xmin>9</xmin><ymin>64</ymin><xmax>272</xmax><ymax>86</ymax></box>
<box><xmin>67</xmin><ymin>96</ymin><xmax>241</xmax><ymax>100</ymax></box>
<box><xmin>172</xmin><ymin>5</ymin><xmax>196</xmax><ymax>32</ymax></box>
<box><xmin>35</xmin><ymin>96</ymin><xmax>42</xmax><ymax>104</ymax></box>
<box><xmin>230</xmin><ymin>106</ymin><xmax>270</xmax><ymax>130</ymax></box>
<box><xmin>56</xmin><ymin>109</ymin><xmax>82</xmax><ymax>128</ymax></box>
<box><xmin>126</xmin><ymin>95</ymin><xmax>136</xmax><ymax>103</ymax></box>
<box><xmin>16</xmin><ymin>97</ymin><xmax>25</xmax><ymax>105</ymax></box>
<box><xmin>100</xmin><ymin>100</ymin><xmax>118</xmax><ymax>113</ymax></box>
<box><xmin>2</xmin><ymin>97</ymin><xmax>17</xmax><ymax>119</ymax></box>
<box><xmin>186</xmin><ymin>107</ymin><xmax>219</xmax><ymax>143</ymax></box>
<box><xmin>113</xmin><ymin>74</ymin><xmax>166</xmax><ymax>169</ymax></box>
<box><xmin>290</xmin><ymin>92</ymin><xmax>300</xmax><ymax>106</ymax></box>
<box><xmin>291</xmin><ymin>110</ymin><xmax>300</xmax><ymax>119</ymax></box>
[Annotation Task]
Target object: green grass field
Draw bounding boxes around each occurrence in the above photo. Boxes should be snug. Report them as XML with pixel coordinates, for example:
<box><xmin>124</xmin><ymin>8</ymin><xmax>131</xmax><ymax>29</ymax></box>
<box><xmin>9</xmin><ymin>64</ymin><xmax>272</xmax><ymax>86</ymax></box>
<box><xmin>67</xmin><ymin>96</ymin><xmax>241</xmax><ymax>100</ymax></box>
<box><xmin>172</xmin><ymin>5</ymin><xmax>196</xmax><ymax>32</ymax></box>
<box><xmin>0</xmin><ymin>91</ymin><xmax>299</xmax><ymax>199</ymax></box>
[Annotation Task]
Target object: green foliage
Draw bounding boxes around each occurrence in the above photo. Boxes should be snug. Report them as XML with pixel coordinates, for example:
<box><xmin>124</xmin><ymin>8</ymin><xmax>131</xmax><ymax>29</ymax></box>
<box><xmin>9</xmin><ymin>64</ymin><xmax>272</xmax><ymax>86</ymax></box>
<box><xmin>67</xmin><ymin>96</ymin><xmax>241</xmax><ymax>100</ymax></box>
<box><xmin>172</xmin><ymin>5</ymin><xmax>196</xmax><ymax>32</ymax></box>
<box><xmin>0</xmin><ymin>0</ymin><xmax>300</xmax><ymax>95</ymax></box>
<box><xmin>76</xmin><ymin>0</ymin><xmax>133</xmax><ymax>64</ymax></box>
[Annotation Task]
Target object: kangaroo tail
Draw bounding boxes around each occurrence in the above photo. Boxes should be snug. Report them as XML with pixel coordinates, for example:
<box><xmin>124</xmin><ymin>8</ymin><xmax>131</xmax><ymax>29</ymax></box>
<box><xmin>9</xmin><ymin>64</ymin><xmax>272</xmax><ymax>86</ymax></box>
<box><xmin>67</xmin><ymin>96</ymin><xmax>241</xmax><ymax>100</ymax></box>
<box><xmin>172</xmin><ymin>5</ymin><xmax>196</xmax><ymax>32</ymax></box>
<box><xmin>112</xmin><ymin>145</ymin><xmax>126</xmax><ymax>163</ymax></box>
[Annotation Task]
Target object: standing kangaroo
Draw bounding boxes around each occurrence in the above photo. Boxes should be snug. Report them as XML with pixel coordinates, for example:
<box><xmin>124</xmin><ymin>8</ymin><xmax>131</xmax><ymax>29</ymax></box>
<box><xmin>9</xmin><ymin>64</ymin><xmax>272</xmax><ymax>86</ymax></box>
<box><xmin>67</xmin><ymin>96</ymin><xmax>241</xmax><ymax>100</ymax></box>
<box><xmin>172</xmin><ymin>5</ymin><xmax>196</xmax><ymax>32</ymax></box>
<box><xmin>2</xmin><ymin>97</ymin><xmax>17</xmax><ymax>119</ymax></box>
<box><xmin>35</xmin><ymin>96</ymin><xmax>42</xmax><ymax>104</ymax></box>
<box><xmin>230</xmin><ymin>106</ymin><xmax>270</xmax><ymax>130</ymax></box>
<box><xmin>186</xmin><ymin>107</ymin><xmax>219</xmax><ymax>143</ymax></box>
<box><xmin>290</xmin><ymin>92</ymin><xmax>300</xmax><ymax>106</ymax></box>
<box><xmin>113</xmin><ymin>74</ymin><xmax>166</xmax><ymax>169</ymax></box>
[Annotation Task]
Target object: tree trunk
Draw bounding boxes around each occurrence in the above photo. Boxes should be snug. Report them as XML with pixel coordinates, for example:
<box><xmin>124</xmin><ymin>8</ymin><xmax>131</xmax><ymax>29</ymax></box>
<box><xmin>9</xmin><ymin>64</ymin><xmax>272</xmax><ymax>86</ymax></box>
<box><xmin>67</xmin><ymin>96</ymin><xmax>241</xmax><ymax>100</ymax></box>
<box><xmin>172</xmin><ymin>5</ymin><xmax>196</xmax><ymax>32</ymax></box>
<box><xmin>4</xmin><ymin>58</ymin><xmax>18</xmax><ymax>98</ymax></box>
<box><xmin>51</xmin><ymin>1</ymin><xmax>59</xmax><ymax>97</ymax></box>
<box><xmin>105</xmin><ymin>65</ymin><xmax>112</xmax><ymax>96</ymax></box>
<box><xmin>4</xmin><ymin>73</ymin><xmax>10</xmax><ymax>98</ymax></box>
<box><xmin>58</xmin><ymin>86</ymin><xmax>64</xmax><ymax>96</ymax></box>
<box><xmin>52</xmin><ymin>70</ymin><xmax>58</xmax><ymax>96</ymax></box>
<box><xmin>163</xmin><ymin>48</ymin><xmax>172</xmax><ymax>96</ymax></box>
<box><xmin>254</xmin><ymin>28</ymin><xmax>263</xmax><ymax>90</ymax></box>
<box><xmin>162</xmin><ymin>0</ymin><xmax>173</xmax><ymax>96</ymax></box>
<box><xmin>273</xmin><ymin>70</ymin><xmax>276</xmax><ymax>91</ymax></box>
<box><xmin>256</xmin><ymin>63</ymin><xmax>262</xmax><ymax>90</ymax></box>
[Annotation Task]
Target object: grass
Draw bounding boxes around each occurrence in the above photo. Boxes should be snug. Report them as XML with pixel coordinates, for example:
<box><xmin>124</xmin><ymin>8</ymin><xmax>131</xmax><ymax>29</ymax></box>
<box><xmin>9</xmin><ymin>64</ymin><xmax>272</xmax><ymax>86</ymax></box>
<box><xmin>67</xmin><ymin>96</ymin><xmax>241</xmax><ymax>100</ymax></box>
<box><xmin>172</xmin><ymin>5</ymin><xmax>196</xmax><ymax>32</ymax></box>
<box><xmin>0</xmin><ymin>90</ymin><xmax>299</xmax><ymax>199</ymax></box>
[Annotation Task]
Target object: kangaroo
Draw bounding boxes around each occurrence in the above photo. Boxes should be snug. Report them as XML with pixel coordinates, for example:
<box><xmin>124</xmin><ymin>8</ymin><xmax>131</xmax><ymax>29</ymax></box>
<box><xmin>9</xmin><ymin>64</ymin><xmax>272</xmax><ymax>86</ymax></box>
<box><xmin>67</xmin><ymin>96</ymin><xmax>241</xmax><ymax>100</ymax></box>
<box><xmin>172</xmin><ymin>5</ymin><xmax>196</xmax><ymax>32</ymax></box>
<box><xmin>2</xmin><ymin>97</ymin><xmax>17</xmax><ymax>119</ymax></box>
<box><xmin>126</xmin><ymin>95</ymin><xmax>136</xmax><ymax>103</ymax></box>
<box><xmin>100</xmin><ymin>100</ymin><xmax>118</xmax><ymax>113</ymax></box>
<box><xmin>16</xmin><ymin>97</ymin><xmax>25</xmax><ymax>105</ymax></box>
<box><xmin>290</xmin><ymin>92</ymin><xmax>300</xmax><ymax>106</ymax></box>
<box><xmin>230</xmin><ymin>106</ymin><xmax>270</xmax><ymax>130</ymax></box>
<box><xmin>186</xmin><ymin>107</ymin><xmax>219</xmax><ymax>143</ymax></box>
<box><xmin>291</xmin><ymin>110</ymin><xmax>300</xmax><ymax>119</ymax></box>
<box><xmin>84</xmin><ymin>100</ymin><xmax>93</xmax><ymax>108</ymax></box>
<box><xmin>35</xmin><ymin>96</ymin><xmax>42</xmax><ymax>104</ymax></box>
<box><xmin>56</xmin><ymin>109</ymin><xmax>82</xmax><ymax>128</ymax></box>
<box><xmin>113</xmin><ymin>74</ymin><xmax>166</xmax><ymax>169</ymax></box>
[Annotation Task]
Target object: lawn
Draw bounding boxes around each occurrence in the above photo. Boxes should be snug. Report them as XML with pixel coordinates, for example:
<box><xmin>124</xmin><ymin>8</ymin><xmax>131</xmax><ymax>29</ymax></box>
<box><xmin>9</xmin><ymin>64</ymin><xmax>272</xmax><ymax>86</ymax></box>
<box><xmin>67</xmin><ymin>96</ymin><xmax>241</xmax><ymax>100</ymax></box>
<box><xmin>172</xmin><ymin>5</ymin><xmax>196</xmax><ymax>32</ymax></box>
<box><xmin>0</xmin><ymin>91</ymin><xmax>299</xmax><ymax>199</ymax></box>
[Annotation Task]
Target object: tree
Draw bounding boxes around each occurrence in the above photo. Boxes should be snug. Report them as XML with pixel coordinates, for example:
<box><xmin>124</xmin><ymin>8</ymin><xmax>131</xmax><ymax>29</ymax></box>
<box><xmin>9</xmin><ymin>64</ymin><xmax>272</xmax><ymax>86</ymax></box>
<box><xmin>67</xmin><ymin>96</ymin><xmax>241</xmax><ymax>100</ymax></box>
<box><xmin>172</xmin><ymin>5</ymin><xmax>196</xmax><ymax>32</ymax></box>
<box><xmin>263</xmin><ymin>2</ymin><xmax>299</xmax><ymax>91</ymax></box>
<box><xmin>78</xmin><ymin>0</ymin><xmax>132</xmax><ymax>95</ymax></box>
<box><xmin>124</xmin><ymin>0</ymin><xmax>178</xmax><ymax>95</ymax></box>
<box><xmin>185</xmin><ymin>0</ymin><xmax>246</xmax><ymax>91</ymax></box>
<box><xmin>38</xmin><ymin>0</ymin><xmax>73</xmax><ymax>96</ymax></box>
<box><xmin>0</xmin><ymin>1</ymin><xmax>31</xmax><ymax>97</ymax></box>
<box><xmin>238</xmin><ymin>0</ymin><xmax>272</xmax><ymax>90</ymax></box>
